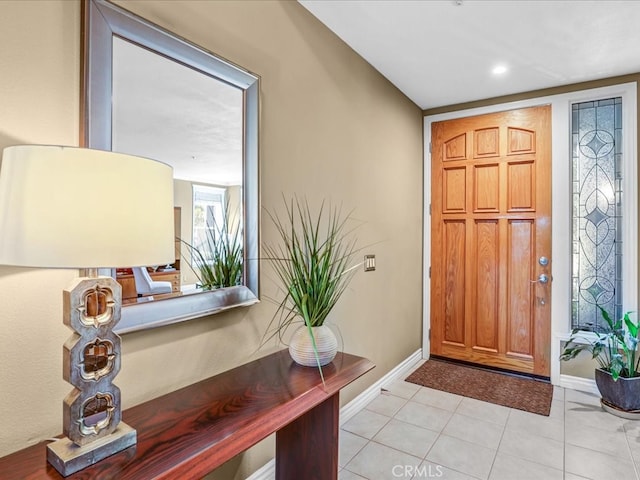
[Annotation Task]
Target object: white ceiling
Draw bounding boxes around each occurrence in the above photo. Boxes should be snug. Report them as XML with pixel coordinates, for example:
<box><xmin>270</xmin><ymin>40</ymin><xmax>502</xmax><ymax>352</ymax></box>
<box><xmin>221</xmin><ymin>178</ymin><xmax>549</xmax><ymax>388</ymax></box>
<box><xmin>299</xmin><ymin>0</ymin><xmax>640</xmax><ymax>110</ymax></box>
<box><xmin>112</xmin><ymin>37</ymin><xmax>243</xmax><ymax>186</ymax></box>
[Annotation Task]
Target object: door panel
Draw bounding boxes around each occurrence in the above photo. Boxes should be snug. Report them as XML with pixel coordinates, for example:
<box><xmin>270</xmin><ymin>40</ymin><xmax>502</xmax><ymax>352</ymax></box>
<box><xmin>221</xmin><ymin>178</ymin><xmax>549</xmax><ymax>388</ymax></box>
<box><xmin>443</xmin><ymin>220</ymin><xmax>466</xmax><ymax>345</ymax></box>
<box><xmin>473</xmin><ymin>219</ymin><xmax>499</xmax><ymax>352</ymax></box>
<box><xmin>430</xmin><ymin>106</ymin><xmax>551</xmax><ymax>376</ymax></box>
<box><xmin>507</xmin><ymin>219</ymin><xmax>534</xmax><ymax>358</ymax></box>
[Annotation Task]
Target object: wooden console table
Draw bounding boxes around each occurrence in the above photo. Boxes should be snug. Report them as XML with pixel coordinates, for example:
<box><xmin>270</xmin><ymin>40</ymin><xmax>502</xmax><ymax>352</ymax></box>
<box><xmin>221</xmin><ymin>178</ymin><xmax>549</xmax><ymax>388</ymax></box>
<box><xmin>0</xmin><ymin>350</ymin><xmax>374</xmax><ymax>479</ymax></box>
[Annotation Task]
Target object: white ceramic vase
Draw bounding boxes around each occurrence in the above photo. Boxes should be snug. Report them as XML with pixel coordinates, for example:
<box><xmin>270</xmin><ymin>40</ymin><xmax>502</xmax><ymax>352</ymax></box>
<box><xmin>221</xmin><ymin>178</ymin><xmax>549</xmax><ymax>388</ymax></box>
<box><xmin>288</xmin><ymin>324</ymin><xmax>338</xmax><ymax>367</ymax></box>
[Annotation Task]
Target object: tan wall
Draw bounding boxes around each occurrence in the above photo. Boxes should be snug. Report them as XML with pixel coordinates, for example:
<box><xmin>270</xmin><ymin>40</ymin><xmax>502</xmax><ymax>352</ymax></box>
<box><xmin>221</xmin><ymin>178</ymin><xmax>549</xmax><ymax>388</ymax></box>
<box><xmin>0</xmin><ymin>1</ymin><xmax>424</xmax><ymax>477</ymax></box>
<box><xmin>560</xmin><ymin>343</ymin><xmax>597</xmax><ymax>380</ymax></box>
<box><xmin>424</xmin><ymin>74</ymin><xmax>640</xmax><ymax>381</ymax></box>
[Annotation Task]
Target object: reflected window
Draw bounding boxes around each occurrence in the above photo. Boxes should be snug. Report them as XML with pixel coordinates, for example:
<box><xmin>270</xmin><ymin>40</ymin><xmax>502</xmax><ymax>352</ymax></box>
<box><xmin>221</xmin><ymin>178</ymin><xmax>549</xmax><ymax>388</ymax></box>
<box><xmin>193</xmin><ymin>184</ymin><xmax>225</xmax><ymax>264</ymax></box>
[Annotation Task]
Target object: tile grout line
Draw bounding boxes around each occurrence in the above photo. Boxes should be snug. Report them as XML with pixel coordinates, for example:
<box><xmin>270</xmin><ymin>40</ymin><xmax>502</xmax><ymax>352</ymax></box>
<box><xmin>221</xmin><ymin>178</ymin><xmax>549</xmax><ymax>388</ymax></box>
<box><xmin>342</xmin><ymin>386</ymin><xmax>416</xmax><ymax>480</ymax></box>
<box><xmin>485</xmin><ymin>407</ymin><xmax>511</xmax><ymax>480</ymax></box>
<box><xmin>343</xmin><ymin>383</ymin><xmax>623</xmax><ymax>480</ymax></box>
<box><xmin>563</xmin><ymin>391</ymin><xmax>567</xmax><ymax>480</ymax></box>
<box><xmin>624</xmin><ymin>423</ymin><xmax>640</xmax><ymax>480</ymax></box>
<box><xmin>418</xmin><ymin>387</ymin><xmax>484</xmax><ymax>480</ymax></box>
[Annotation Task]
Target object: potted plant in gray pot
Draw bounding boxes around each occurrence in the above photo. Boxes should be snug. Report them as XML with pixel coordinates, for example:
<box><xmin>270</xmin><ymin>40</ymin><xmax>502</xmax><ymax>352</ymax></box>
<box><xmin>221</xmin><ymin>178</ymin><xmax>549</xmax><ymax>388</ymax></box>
<box><xmin>560</xmin><ymin>305</ymin><xmax>640</xmax><ymax>415</ymax></box>
<box><xmin>262</xmin><ymin>196</ymin><xmax>361</xmax><ymax>377</ymax></box>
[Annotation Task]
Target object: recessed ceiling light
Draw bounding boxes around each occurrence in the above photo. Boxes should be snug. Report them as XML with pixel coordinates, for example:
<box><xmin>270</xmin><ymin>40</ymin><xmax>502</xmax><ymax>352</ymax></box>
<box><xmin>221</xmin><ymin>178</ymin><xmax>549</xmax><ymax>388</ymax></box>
<box><xmin>492</xmin><ymin>64</ymin><xmax>508</xmax><ymax>75</ymax></box>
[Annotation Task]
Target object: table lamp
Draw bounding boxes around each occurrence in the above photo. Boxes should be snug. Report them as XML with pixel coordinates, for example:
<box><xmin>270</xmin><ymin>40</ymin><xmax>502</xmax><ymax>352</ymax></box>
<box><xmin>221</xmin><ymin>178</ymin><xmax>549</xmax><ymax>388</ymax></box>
<box><xmin>0</xmin><ymin>145</ymin><xmax>174</xmax><ymax>476</ymax></box>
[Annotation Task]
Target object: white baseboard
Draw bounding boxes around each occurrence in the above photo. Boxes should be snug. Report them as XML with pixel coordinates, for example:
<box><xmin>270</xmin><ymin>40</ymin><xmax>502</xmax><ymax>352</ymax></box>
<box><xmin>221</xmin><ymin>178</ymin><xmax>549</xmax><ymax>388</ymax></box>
<box><xmin>340</xmin><ymin>348</ymin><xmax>423</xmax><ymax>425</ymax></box>
<box><xmin>246</xmin><ymin>460</ymin><xmax>274</xmax><ymax>480</ymax></box>
<box><xmin>245</xmin><ymin>348</ymin><xmax>424</xmax><ymax>480</ymax></box>
<box><xmin>559</xmin><ymin>373</ymin><xmax>599</xmax><ymax>395</ymax></box>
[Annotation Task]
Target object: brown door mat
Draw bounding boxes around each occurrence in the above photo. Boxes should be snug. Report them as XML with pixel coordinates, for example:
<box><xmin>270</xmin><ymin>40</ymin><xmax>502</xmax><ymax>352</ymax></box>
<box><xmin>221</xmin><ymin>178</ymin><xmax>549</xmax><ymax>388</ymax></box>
<box><xmin>405</xmin><ymin>357</ymin><xmax>553</xmax><ymax>416</ymax></box>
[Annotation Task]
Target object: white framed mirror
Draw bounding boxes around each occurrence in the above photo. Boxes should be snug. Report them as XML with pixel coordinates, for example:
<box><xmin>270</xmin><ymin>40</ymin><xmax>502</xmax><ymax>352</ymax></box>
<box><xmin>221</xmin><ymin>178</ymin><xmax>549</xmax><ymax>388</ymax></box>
<box><xmin>82</xmin><ymin>0</ymin><xmax>260</xmax><ymax>333</ymax></box>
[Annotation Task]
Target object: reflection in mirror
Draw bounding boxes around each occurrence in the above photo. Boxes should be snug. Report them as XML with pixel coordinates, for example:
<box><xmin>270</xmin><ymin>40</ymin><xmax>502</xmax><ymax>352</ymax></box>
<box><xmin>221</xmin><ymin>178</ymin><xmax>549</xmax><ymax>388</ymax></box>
<box><xmin>83</xmin><ymin>0</ymin><xmax>259</xmax><ymax>333</ymax></box>
<box><xmin>112</xmin><ymin>37</ymin><xmax>244</xmax><ymax>302</ymax></box>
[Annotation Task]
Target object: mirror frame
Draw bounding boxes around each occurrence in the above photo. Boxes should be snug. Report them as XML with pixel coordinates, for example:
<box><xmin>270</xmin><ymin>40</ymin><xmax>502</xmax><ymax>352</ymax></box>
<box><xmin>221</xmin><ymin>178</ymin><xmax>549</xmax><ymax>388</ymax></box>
<box><xmin>82</xmin><ymin>0</ymin><xmax>260</xmax><ymax>333</ymax></box>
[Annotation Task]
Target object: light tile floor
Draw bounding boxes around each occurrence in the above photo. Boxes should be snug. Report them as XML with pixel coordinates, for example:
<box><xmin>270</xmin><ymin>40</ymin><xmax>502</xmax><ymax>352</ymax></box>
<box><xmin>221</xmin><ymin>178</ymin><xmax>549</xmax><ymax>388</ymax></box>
<box><xmin>337</xmin><ymin>379</ymin><xmax>640</xmax><ymax>480</ymax></box>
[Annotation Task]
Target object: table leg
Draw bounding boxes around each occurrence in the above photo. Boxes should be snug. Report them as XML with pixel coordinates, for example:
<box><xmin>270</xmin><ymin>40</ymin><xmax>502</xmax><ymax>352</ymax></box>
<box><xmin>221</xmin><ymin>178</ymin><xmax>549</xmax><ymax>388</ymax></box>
<box><xmin>275</xmin><ymin>393</ymin><xmax>339</xmax><ymax>480</ymax></box>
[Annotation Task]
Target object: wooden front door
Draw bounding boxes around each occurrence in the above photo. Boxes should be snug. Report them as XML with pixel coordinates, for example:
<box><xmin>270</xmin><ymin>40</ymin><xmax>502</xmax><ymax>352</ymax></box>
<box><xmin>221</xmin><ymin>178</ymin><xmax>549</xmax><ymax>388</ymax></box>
<box><xmin>430</xmin><ymin>106</ymin><xmax>551</xmax><ymax>377</ymax></box>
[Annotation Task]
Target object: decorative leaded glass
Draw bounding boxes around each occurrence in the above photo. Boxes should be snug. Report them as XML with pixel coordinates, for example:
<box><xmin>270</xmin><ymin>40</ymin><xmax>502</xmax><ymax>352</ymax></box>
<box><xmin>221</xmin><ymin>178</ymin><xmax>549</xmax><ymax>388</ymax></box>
<box><xmin>571</xmin><ymin>97</ymin><xmax>623</xmax><ymax>331</ymax></box>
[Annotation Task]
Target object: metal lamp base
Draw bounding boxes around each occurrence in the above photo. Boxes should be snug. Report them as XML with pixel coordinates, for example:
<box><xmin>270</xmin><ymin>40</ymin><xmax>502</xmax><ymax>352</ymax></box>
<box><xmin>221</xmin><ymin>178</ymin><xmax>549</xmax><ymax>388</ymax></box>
<box><xmin>46</xmin><ymin>422</ymin><xmax>136</xmax><ymax>477</ymax></box>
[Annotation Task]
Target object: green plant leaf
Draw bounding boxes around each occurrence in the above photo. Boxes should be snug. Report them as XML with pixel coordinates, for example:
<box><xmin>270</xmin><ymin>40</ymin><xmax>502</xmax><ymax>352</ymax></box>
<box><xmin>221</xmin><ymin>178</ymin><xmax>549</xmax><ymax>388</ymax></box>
<box><xmin>624</xmin><ymin>312</ymin><xmax>638</xmax><ymax>338</ymax></box>
<box><xmin>561</xmin><ymin>307</ymin><xmax>640</xmax><ymax>379</ymax></box>
<box><xmin>260</xmin><ymin>195</ymin><xmax>363</xmax><ymax>378</ymax></box>
<box><xmin>304</xmin><ymin>322</ymin><xmax>326</xmax><ymax>386</ymax></box>
<box><xmin>179</xmin><ymin>199</ymin><xmax>243</xmax><ymax>290</ymax></box>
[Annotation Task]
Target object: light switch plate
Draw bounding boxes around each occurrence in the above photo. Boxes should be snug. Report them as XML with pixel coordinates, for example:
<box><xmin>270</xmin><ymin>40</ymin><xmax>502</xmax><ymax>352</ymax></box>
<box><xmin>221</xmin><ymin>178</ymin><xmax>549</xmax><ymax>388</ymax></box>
<box><xmin>364</xmin><ymin>254</ymin><xmax>376</xmax><ymax>272</ymax></box>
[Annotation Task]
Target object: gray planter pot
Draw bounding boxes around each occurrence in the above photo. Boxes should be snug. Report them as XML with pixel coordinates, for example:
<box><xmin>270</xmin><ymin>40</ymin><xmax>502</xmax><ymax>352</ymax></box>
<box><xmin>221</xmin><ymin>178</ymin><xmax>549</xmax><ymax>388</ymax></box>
<box><xmin>595</xmin><ymin>368</ymin><xmax>640</xmax><ymax>411</ymax></box>
<box><xmin>288</xmin><ymin>325</ymin><xmax>338</xmax><ymax>367</ymax></box>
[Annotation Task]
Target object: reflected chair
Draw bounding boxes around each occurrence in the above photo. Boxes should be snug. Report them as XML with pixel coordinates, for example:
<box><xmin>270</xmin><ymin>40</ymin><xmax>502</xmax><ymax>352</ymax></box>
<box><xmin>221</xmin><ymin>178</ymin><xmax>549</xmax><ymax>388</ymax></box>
<box><xmin>132</xmin><ymin>267</ymin><xmax>172</xmax><ymax>296</ymax></box>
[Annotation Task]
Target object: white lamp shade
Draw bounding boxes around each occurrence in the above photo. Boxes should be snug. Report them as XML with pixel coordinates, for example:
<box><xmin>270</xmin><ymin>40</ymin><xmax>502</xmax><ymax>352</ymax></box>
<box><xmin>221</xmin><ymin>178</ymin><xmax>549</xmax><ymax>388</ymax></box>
<box><xmin>0</xmin><ymin>145</ymin><xmax>175</xmax><ymax>268</ymax></box>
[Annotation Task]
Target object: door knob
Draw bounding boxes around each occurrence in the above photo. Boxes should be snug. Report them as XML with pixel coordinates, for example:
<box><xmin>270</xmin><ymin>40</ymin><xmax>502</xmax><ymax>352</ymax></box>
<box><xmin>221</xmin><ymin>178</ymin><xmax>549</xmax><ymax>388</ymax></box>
<box><xmin>530</xmin><ymin>274</ymin><xmax>549</xmax><ymax>284</ymax></box>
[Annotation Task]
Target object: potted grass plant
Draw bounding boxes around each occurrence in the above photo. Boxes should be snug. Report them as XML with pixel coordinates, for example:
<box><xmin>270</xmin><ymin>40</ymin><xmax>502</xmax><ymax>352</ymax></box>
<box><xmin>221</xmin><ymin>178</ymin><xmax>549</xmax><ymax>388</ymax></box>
<box><xmin>181</xmin><ymin>204</ymin><xmax>243</xmax><ymax>290</ymax></box>
<box><xmin>262</xmin><ymin>196</ymin><xmax>361</xmax><ymax>373</ymax></box>
<box><xmin>560</xmin><ymin>305</ymin><xmax>640</xmax><ymax>414</ymax></box>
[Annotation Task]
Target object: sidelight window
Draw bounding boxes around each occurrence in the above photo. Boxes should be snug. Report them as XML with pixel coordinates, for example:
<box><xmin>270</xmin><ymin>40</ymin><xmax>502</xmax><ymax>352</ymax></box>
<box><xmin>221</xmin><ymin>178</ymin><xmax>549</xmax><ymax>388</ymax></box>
<box><xmin>571</xmin><ymin>97</ymin><xmax>623</xmax><ymax>331</ymax></box>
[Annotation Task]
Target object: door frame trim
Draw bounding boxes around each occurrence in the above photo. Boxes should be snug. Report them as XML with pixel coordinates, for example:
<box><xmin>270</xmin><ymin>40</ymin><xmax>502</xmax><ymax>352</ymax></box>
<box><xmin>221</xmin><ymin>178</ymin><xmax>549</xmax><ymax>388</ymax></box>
<box><xmin>423</xmin><ymin>82</ymin><xmax>637</xmax><ymax>385</ymax></box>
